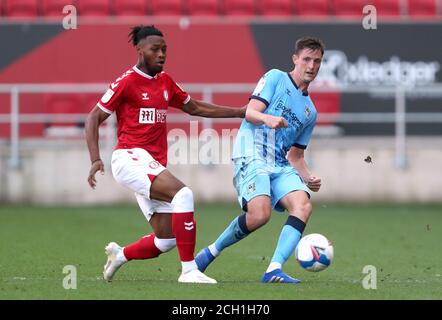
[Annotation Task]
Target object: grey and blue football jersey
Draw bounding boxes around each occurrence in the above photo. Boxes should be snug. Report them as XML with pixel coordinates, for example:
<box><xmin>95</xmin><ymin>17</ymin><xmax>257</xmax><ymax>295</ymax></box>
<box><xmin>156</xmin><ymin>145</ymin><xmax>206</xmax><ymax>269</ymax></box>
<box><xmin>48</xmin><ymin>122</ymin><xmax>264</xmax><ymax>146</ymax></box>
<box><xmin>232</xmin><ymin>69</ymin><xmax>317</xmax><ymax>165</ymax></box>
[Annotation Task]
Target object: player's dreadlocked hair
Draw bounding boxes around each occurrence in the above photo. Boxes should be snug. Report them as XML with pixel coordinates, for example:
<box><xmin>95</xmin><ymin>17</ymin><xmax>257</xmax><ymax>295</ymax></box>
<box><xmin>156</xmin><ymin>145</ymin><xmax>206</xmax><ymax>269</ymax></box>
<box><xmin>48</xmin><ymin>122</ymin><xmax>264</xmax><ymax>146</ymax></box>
<box><xmin>295</xmin><ymin>37</ymin><xmax>325</xmax><ymax>55</ymax></box>
<box><xmin>129</xmin><ymin>25</ymin><xmax>163</xmax><ymax>46</ymax></box>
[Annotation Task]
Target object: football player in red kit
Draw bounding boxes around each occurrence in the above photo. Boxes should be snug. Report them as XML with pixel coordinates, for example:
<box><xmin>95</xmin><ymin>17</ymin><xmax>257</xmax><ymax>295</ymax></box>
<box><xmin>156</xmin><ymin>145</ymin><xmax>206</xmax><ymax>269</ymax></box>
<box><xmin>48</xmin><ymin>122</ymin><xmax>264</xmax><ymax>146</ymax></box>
<box><xmin>85</xmin><ymin>25</ymin><xmax>245</xmax><ymax>284</ymax></box>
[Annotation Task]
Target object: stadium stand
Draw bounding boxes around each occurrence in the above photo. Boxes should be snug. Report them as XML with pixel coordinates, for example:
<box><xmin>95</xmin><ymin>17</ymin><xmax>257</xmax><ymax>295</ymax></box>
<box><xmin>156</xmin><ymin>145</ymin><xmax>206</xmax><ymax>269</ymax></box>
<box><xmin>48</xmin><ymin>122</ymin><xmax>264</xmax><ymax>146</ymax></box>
<box><xmin>113</xmin><ymin>0</ymin><xmax>147</xmax><ymax>16</ymax></box>
<box><xmin>369</xmin><ymin>0</ymin><xmax>401</xmax><ymax>17</ymax></box>
<box><xmin>41</xmin><ymin>0</ymin><xmax>73</xmax><ymax>17</ymax></box>
<box><xmin>77</xmin><ymin>0</ymin><xmax>111</xmax><ymax>17</ymax></box>
<box><xmin>187</xmin><ymin>0</ymin><xmax>220</xmax><ymax>16</ymax></box>
<box><xmin>150</xmin><ymin>0</ymin><xmax>184</xmax><ymax>16</ymax></box>
<box><xmin>4</xmin><ymin>0</ymin><xmax>39</xmax><ymax>18</ymax></box>
<box><xmin>42</xmin><ymin>93</ymin><xmax>85</xmax><ymax>136</ymax></box>
<box><xmin>222</xmin><ymin>0</ymin><xmax>257</xmax><ymax>16</ymax></box>
<box><xmin>0</xmin><ymin>0</ymin><xmax>441</xmax><ymax>19</ymax></box>
<box><xmin>331</xmin><ymin>0</ymin><xmax>367</xmax><ymax>17</ymax></box>
<box><xmin>407</xmin><ymin>0</ymin><xmax>438</xmax><ymax>18</ymax></box>
<box><xmin>294</xmin><ymin>0</ymin><xmax>330</xmax><ymax>17</ymax></box>
<box><xmin>258</xmin><ymin>0</ymin><xmax>294</xmax><ymax>16</ymax></box>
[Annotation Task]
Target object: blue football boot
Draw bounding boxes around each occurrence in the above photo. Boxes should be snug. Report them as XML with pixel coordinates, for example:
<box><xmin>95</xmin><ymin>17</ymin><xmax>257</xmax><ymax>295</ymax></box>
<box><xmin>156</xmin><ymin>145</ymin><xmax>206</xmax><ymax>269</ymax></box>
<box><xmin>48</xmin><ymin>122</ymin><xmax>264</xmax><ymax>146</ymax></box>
<box><xmin>261</xmin><ymin>269</ymin><xmax>301</xmax><ymax>284</ymax></box>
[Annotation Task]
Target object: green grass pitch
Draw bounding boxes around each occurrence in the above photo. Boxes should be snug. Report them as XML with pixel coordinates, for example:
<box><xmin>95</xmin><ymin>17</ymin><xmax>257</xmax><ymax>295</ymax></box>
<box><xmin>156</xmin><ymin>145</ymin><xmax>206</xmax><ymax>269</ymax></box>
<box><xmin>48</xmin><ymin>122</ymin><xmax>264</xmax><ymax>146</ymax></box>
<box><xmin>0</xmin><ymin>203</ymin><xmax>441</xmax><ymax>299</ymax></box>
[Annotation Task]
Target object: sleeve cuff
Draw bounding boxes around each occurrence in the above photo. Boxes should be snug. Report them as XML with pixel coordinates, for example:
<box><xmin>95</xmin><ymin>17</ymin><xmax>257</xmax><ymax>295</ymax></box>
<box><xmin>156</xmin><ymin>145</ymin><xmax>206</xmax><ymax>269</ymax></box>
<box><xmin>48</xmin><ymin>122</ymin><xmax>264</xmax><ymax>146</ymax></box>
<box><xmin>97</xmin><ymin>103</ymin><xmax>113</xmax><ymax>114</ymax></box>
<box><xmin>250</xmin><ymin>95</ymin><xmax>269</xmax><ymax>107</ymax></box>
<box><xmin>293</xmin><ymin>143</ymin><xmax>307</xmax><ymax>149</ymax></box>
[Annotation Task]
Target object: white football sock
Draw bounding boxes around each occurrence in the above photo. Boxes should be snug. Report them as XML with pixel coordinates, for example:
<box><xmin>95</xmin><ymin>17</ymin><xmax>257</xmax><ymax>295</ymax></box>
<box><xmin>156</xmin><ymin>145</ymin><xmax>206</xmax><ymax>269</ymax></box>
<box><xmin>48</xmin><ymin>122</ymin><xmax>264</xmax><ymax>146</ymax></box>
<box><xmin>208</xmin><ymin>244</ymin><xmax>220</xmax><ymax>257</ymax></box>
<box><xmin>266</xmin><ymin>262</ymin><xmax>282</xmax><ymax>273</ymax></box>
<box><xmin>181</xmin><ymin>260</ymin><xmax>198</xmax><ymax>274</ymax></box>
<box><xmin>118</xmin><ymin>247</ymin><xmax>128</xmax><ymax>263</ymax></box>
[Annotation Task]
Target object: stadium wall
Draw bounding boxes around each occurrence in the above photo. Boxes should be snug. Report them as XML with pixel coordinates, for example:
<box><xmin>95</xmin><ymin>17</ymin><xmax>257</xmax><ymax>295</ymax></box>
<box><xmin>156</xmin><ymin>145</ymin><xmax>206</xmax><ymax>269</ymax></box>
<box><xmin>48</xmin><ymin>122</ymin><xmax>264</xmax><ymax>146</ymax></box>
<box><xmin>1</xmin><ymin>21</ymin><xmax>442</xmax><ymax>204</ymax></box>
<box><xmin>1</xmin><ymin>137</ymin><xmax>441</xmax><ymax>204</ymax></box>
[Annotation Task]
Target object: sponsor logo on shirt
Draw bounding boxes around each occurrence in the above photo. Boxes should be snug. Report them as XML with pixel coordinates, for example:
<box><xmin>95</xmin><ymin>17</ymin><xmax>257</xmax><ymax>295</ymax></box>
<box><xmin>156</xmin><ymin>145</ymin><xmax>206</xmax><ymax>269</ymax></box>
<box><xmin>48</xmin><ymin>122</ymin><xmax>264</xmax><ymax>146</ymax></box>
<box><xmin>141</xmin><ymin>92</ymin><xmax>149</xmax><ymax>100</ymax></box>
<box><xmin>253</xmin><ymin>78</ymin><xmax>266</xmax><ymax>96</ymax></box>
<box><xmin>139</xmin><ymin>108</ymin><xmax>155</xmax><ymax>123</ymax></box>
<box><xmin>101</xmin><ymin>89</ymin><xmax>114</xmax><ymax>104</ymax></box>
<box><xmin>156</xmin><ymin>110</ymin><xmax>167</xmax><ymax>123</ymax></box>
<box><xmin>163</xmin><ymin>90</ymin><xmax>169</xmax><ymax>102</ymax></box>
<box><xmin>275</xmin><ymin>100</ymin><xmax>303</xmax><ymax>129</ymax></box>
<box><xmin>139</xmin><ymin>108</ymin><xmax>167</xmax><ymax>124</ymax></box>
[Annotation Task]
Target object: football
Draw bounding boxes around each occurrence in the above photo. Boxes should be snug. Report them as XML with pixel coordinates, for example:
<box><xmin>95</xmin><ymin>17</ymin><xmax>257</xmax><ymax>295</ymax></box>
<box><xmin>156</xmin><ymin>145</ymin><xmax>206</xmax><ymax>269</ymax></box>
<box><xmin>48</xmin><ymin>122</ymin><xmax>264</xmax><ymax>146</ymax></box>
<box><xmin>295</xmin><ymin>233</ymin><xmax>334</xmax><ymax>272</ymax></box>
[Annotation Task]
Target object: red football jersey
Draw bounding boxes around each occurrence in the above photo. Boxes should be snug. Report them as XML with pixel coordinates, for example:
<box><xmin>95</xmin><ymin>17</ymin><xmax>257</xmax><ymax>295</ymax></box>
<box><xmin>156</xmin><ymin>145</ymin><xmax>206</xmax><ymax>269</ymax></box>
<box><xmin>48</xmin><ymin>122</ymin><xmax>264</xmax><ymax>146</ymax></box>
<box><xmin>97</xmin><ymin>66</ymin><xmax>190</xmax><ymax>166</ymax></box>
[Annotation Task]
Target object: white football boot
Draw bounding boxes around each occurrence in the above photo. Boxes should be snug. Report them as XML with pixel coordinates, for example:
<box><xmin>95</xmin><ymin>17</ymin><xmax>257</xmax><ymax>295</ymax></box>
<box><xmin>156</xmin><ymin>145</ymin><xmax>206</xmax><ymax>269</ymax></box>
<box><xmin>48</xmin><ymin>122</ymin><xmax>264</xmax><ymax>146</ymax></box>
<box><xmin>178</xmin><ymin>269</ymin><xmax>217</xmax><ymax>284</ymax></box>
<box><xmin>103</xmin><ymin>242</ymin><xmax>127</xmax><ymax>282</ymax></box>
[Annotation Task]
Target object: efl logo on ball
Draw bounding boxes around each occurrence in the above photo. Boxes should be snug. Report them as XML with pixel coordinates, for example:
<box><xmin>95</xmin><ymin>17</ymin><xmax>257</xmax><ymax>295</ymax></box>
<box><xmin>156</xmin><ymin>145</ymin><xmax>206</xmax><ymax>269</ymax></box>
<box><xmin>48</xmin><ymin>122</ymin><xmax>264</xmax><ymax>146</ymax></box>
<box><xmin>295</xmin><ymin>233</ymin><xmax>334</xmax><ymax>272</ymax></box>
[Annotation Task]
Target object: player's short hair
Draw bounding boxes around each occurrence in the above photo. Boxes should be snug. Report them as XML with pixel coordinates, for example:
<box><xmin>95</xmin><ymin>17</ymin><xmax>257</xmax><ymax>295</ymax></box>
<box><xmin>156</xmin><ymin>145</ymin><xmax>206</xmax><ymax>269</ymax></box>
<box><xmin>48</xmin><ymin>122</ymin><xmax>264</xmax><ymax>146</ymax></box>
<box><xmin>129</xmin><ymin>25</ymin><xmax>164</xmax><ymax>46</ymax></box>
<box><xmin>295</xmin><ymin>37</ymin><xmax>325</xmax><ymax>56</ymax></box>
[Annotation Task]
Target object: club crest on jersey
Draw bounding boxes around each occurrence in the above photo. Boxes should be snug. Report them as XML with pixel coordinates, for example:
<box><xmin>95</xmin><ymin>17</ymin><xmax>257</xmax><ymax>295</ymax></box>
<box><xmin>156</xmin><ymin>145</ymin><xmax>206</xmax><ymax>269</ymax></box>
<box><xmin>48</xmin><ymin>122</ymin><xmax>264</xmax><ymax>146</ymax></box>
<box><xmin>247</xmin><ymin>182</ymin><xmax>256</xmax><ymax>194</ymax></box>
<box><xmin>149</xmin><ymin>161</ymin><xmax>160</xmax><ymax>169</ymax></box>
<box><xmin>163</xmin><ymin>90</ymin><xmax>169</xmax><ymax>102</ymax></box>
<box><xmin>305</xmin><ymin>106</ymin><xmax>311</xmax><ymax>118</ymax></box>
<box><xmin>141</xmin><ymin>92</ymin><xmax>149</xmax><ymax>100</ymax></box>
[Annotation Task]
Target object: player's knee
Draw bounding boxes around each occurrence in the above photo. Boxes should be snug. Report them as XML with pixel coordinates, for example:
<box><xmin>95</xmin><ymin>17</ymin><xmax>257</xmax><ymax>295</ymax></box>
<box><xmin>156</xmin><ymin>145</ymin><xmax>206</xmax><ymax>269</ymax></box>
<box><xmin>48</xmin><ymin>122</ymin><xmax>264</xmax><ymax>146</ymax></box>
<box><xmin>154</xmin><ymin>237</ymin><xmax>176</xmax><ymax>253</ymax></box>
<box><xmin>304</xmin><ymin>201</ymin><xmax>313</xmax><ymax>214</ymax></box>
<box><xmin>171</xmin><ymin>186</ymin><xmax>194</xmax><ymax>213</ymax></box>
<box><xmin>248</xmin><ymin>209</ymin><xmax>271</xmax><ymax>229</ymax></box>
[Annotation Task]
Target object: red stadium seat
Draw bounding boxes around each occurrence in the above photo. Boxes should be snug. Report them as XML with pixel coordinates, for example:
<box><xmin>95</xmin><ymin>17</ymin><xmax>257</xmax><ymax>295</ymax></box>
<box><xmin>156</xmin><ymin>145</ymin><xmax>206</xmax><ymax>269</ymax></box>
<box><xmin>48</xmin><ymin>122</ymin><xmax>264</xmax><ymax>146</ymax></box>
<box><xmin>187</xmin><ymin>0</ymin><xmax>220</xmax><ymax>16</ymax></box>
<box><xmin>369</xmin><ymin>0</ymin><xmax>401</xmax><ymax>17</ymax></box>
<box><xmin>222</xmin><ymin>0</ymin><xmax>257</xmax><ymax>16</ymax></box>
<box><xmin>113</xmin><ymin>0</ymin><xmax>147</xmax><ymax>16</ymax></box>
<box><xmin>43</xmin><ymin>94</ymin><xmax>85</xmax><ymax>136</ymax></box>
<box><xmin>258</xmin><ymin>0</ymin><xmax>294</xmax><ymax>16</ymax></box>
<box><xmin>295</xmin><ymin>0</ymin><xmax>330</xmax><ymax>17</ymax></box>
<box><xmin>4</xmin><ymin>0</ymin><xmax>39</xmax><ymax>18</ymax></box>
<box><xmin>41</xmin><ymin>0</ymin><xmax>75</xmax><ymax>17</ymax></box>
<box><xmin>331</xmin><ymin>0</ymin><xmax>366</xmax><ymax>18</ymax></box>
<box><xmin>150</xmin><ymin>0</ymin><xmax>184</xmax><ymax>16</ymax></box>
<box><xmin>310</xmin><ymin>92</ymin><xmax>341</xmax><ymax>126</ymax></box>
<box><xmin>407</xmin><ymin>0</ymin><xmax>437</xmax><ymax>18</ymax></box>
<box><xmin>77</xmin><ymin>0</ymin><xmax>111</xmax><ymax>17</ymax></box>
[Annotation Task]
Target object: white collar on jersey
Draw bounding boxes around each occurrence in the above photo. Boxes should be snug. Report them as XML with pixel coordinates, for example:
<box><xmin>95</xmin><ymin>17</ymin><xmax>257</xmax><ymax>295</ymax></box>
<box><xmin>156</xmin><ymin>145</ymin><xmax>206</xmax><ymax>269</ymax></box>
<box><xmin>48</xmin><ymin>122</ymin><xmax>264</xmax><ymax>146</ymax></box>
<box><xmin>133</xmin><ymin>65</ymin><xmax>154</xmax><ymax>79</ymax></box>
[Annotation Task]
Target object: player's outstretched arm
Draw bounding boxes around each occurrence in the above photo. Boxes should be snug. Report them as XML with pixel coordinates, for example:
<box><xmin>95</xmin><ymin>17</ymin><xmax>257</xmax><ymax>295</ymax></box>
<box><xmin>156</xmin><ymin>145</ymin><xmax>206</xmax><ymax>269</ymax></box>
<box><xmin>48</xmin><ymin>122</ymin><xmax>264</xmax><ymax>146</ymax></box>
<box><xmin>85</xmin><ymin>105</ymin><xmax>111</xmax><ymax>189</ymax></box>
<box><xmin>182</xmin><ymin>98</ymin><xmax>246</xmax><ymax>118</ymax></box>
<box><xmin>287</xmin><ymin>146</ymin><xmax>321</xmax><ymax>192</ymax></box>
<box><xmin>246</xmin><ymin>99</ymin><xmax>288</xmax><ymax>129</ymax></box>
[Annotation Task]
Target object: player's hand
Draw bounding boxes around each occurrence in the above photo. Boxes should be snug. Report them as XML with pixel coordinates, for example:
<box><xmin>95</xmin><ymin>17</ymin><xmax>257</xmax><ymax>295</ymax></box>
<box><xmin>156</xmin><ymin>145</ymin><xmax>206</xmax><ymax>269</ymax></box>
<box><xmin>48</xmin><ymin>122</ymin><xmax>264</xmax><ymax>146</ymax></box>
<box><xmin>264</xmin><ymin>115</ymin><xmax>288</xmax><ymax>129</ymax></box>
<box><xmin>88</xmin><ymin>159</ymin><xmax>104</xmax><ymax>189</ymax></box>
<box><xmin>307</xmin><ymin>176</ymin><xmax>321</xmax><ymax>192</ymax></box>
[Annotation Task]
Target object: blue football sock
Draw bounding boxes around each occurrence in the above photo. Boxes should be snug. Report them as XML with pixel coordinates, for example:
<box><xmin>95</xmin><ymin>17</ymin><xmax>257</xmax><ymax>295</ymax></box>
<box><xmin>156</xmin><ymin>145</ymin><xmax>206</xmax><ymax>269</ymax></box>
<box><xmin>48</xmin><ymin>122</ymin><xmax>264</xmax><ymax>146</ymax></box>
<box><xmin>270</xmin><ymin>215</ymin><xmax>306</xmax><ymax>266</ymax></box>
<box><xmin>214</xmin><ymin>213</ymin><xmax>251</xmax><ymax>253</ymax></box>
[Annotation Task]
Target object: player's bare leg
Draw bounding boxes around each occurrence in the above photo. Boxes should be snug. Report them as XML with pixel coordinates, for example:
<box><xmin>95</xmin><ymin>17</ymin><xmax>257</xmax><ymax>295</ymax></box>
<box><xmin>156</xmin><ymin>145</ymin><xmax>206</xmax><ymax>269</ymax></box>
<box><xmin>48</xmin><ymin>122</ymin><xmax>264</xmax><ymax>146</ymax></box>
<box><xmin>195</xmin><ymin>196</ymin><xmax>272</xmax><ymax>272</ymax></box>
<box><xmin>243</xmin><ymin>196</ymin><xmax>272</xmax><ymax>231</ymax></box>
<box><xmin>150</xmin><ymin>170</ymin><xmax>217</xmax><ymax>284</ymax></box>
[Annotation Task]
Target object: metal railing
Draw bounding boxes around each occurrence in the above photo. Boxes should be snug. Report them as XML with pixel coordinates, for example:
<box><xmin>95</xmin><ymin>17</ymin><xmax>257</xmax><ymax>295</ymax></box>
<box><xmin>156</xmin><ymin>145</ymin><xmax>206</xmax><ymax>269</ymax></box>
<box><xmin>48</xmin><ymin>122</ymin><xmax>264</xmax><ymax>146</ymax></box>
<box><xmin>1</xmin><ymin>83</ymin><xmax>442</xmax><ymax>170</ymax></box>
